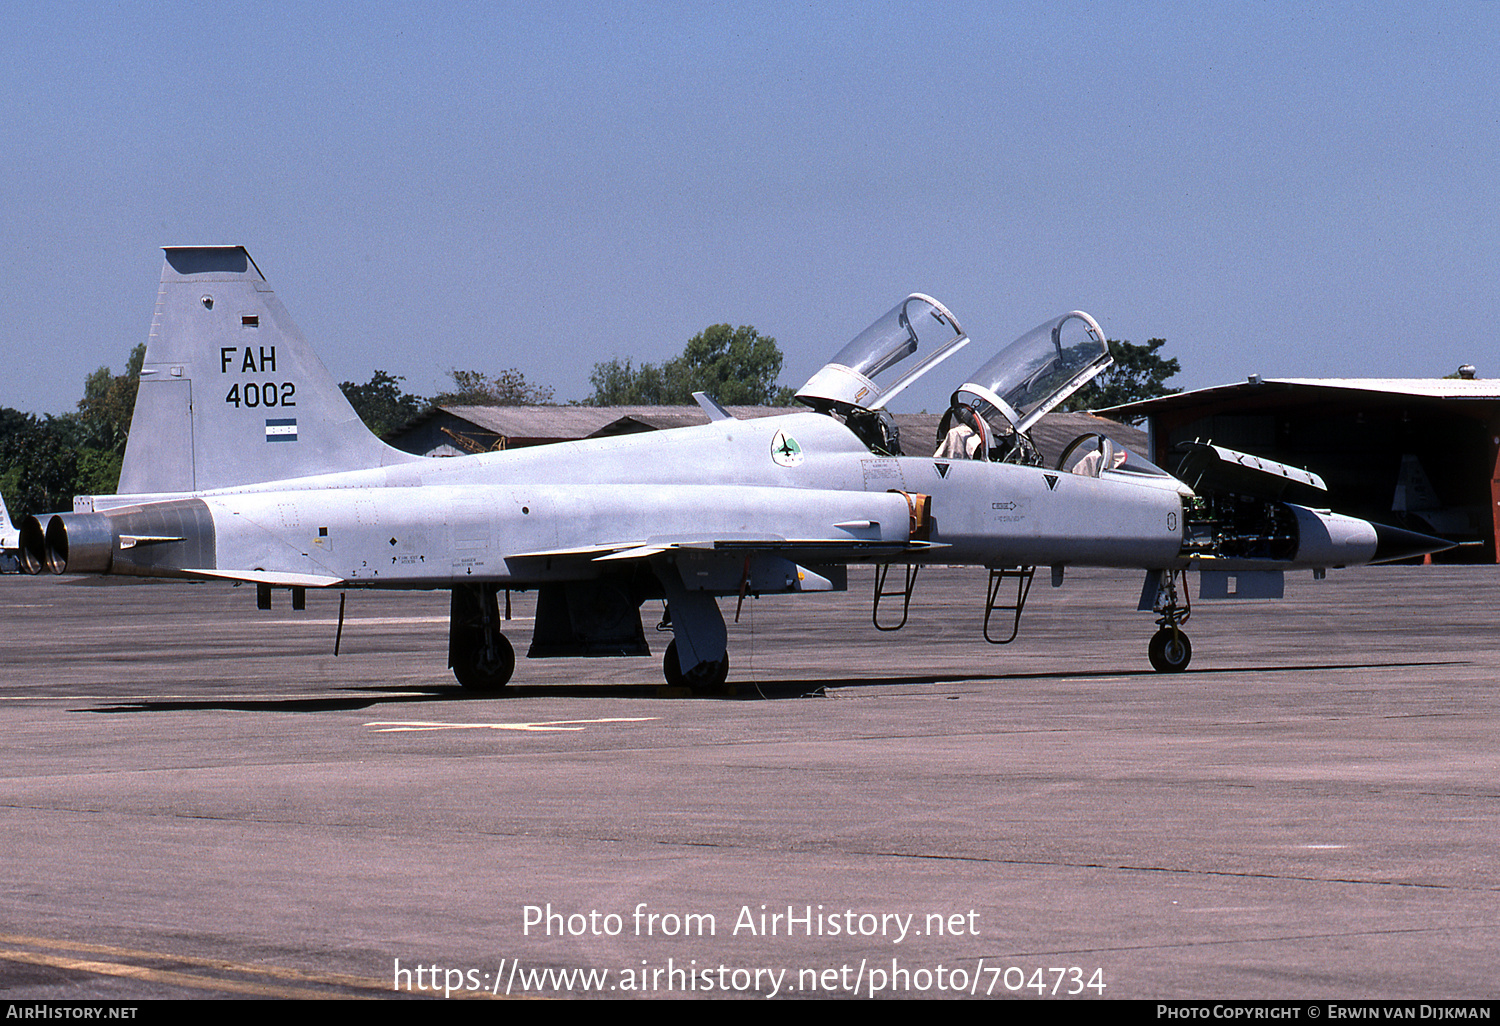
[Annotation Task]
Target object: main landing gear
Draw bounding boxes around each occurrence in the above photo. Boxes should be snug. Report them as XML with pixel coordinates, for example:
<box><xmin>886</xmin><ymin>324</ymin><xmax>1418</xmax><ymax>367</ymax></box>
<box><xmin>662</xmin><ymin>638</ymin><xmax>730</xmax><ymax>689</ymax></box>
<box><xmin>450</xmin><ymin>585</ymin><xmax>515</xmax><ymax>690</ymax></box>
<box><xmin>656</xmin><ymin>562</ymin><xmax>731</xmax><ymax>690</ymax></box>
<box><xmin>1147</xmin><ymin>569</ymin><xmax>1192</xmax><ymax>673</ymax></box>
<box><xmin>655</xmin><ymin>594</ymin><xmax>732</xmax><ymax>691</ymax></box>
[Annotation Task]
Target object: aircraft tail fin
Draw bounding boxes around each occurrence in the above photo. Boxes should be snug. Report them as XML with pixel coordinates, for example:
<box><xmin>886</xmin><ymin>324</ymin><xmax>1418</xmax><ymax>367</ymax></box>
<box><xmin>118</xmin><ymin>247</ymin><xmax>420</xmax><ymax>494</ymax></box>
<box><xmin>0</xmin><ymin>489</ymin><xmax>14</xmax><ymax>541</ymax></box>
<box><xmin>1391</xmin><ymin>453</ymin><xmax>1441</xmax><ymax>512</ymax></box>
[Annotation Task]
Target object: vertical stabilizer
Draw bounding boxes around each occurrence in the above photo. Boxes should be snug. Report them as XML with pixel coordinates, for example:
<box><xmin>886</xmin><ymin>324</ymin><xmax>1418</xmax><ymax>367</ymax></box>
<box><xmin>118</xmin><ymin>247</ymin><xmax>420</xmax><ymax>494</ymax></box>
<box><xmin>1391</xmin><ymin>453</ymin><xmax>1441</xmax><ymax>512</ymax></box>
<box><xmin>0</xmin><ymin>490</ymin><xmax>14</xmax><ymax>544</ymax></box>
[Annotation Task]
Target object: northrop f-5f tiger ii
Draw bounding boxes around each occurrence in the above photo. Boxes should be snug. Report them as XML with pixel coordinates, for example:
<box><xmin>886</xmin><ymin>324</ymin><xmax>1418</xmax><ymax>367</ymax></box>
<box><xmin>15</xmin><ymin>248</ymin><xmax>1448</xmax><ymax>687</ymax></box>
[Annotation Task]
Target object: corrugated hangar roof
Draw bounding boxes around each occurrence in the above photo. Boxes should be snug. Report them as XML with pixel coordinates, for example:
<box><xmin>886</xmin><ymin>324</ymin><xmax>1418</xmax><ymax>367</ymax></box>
<box><xmin>412</xmin><ymin>404</ymin><xmax>796</xmax><ymax>439</ymax></box>
<box><xmin>384</xmin><ymin>404</ymin><xmax>811</xmax><ymax>459</ymax></box>
<box><xmin>389</xmin><ymin>404</ymin><xmax>1142</xmax><ymax>467</ymax></box>
<box><xmin>1267</xmin><ymin>378</ymin><xmax>1500</xmax><ymax>398</ymax></box>
<box><xmin>1102</xmin><ymin>377</ymin><xmax>1500</xmax><ymax>418</ymax></box>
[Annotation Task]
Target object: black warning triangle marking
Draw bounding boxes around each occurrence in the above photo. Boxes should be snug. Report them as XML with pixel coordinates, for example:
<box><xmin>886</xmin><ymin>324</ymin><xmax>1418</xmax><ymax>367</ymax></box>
<box><xmin>1043</xmin><ymin>473</ymin><xmax>1059</xmax><ymax>491</ymax></box>
<box><xmin>934</xmin><ymin>462</ymin><xmax>950</xmax><ymax>479</ymax></box>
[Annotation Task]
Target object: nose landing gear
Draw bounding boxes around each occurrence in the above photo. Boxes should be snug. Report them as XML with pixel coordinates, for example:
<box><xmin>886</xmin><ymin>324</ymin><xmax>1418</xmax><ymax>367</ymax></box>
<box><xmin>1147</xmin><ymin>569</ymin><xmax>1192</xmax><ymax>673</ymax></box>
<box><xmin>1148</xmin><ymin>626</ymin><xmax>1192</xmax><ymax>673</ymax></box>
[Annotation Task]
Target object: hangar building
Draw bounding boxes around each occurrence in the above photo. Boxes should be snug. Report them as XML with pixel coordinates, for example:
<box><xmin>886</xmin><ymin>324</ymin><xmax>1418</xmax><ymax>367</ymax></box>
<box><xmin>1107</xmin><ymin>377</ymin><xmax>1500</xmax><ymax>563</ymax></box>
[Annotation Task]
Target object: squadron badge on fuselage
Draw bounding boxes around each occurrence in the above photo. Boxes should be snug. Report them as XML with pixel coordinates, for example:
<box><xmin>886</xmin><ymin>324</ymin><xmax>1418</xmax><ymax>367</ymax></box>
<box><xmin>770</xmin><ymin>429</ymin><xmax>804</xmax><ymax>468</ymax></box>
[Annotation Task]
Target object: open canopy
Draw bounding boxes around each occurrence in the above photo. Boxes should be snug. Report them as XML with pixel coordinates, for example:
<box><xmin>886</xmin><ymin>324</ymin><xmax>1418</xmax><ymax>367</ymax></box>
<box><xmin>796</xmin><ymin>294</ymin><xmax>969</xmax><ymax>414</ymax></box>
<box><xmin>952</xmin><ymin>311</ymin><xmax>1112</xmax><ymax>434</ymax></box>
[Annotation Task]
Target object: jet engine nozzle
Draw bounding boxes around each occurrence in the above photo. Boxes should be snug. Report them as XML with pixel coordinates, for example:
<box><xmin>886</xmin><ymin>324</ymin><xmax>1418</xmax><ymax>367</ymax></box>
<box><xmin>42</xmin><ymin>513</ymin><xmax>116</xmax><ymax>575</ymax></box>
<box><xmin>17</xmin><ymin>515</ymin><xmax>47</xmax><ymax>575</ymax></box>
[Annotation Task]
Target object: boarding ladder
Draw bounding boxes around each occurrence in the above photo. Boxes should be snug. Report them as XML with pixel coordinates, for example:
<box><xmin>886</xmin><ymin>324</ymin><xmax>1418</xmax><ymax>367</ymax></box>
<box><xmin>983</xmin><ymin>566</ymin><xmax>1036</xmax><ymax>644</ymax></box>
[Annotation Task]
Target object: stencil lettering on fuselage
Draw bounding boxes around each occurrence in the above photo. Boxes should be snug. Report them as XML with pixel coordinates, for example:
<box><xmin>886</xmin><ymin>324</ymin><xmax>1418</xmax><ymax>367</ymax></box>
<box><xmin>450</xmin><ymin>494</ymin><xmax>492</xmax><ymax>573</ymax></box>
<box><xmin>861</xmin><ymin>458</ymin><xmax>905</xmax><ymax>491</ymax></box>
<box><xmin>991</xmin><ymin>499</ymin><xmax>1027</xmax><ymax>524</ymax></box>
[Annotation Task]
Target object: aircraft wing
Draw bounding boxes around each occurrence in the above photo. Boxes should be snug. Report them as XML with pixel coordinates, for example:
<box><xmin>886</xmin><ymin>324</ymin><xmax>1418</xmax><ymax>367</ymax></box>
<box><xmin>181</xmin><ymin>568</ymin><xmax>347</xmax><ymax>588</ymax></box>
<box><xmin>507</xmin><ymin>537</ymin><xmax>946</xmax><ymax>566</ymax></box>
<box><xmin>690</xmin><ymin>538</ymin><xmax>947</xmax><ymax>561</ymax></box>
<box><xmin>506</xmin><ymin>536</ymin><xmax>947</xmax><ymax>601</ymax></box>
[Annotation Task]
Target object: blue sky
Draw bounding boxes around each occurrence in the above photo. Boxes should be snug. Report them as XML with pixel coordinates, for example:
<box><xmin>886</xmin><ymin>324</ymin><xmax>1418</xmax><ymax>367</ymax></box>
<box><xmin>2</xmin><ymin>1</ymin><xmax>1496</xmax><ymax>417</ymax></box>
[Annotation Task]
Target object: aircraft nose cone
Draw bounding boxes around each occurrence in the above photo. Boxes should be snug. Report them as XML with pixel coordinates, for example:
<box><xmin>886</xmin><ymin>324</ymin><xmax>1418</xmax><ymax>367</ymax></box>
<box><xmin>1371</xmin><ymin>522</ymin><xmax>1454</xmax><ymax>564</ymax></box>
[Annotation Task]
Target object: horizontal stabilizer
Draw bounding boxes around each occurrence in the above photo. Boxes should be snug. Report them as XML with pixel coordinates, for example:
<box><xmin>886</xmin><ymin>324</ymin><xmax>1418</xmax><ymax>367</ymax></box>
<box><xmin>118</xmin><ymin>534</ymin><xmax>184</xmax><ymax>549</ymax></box>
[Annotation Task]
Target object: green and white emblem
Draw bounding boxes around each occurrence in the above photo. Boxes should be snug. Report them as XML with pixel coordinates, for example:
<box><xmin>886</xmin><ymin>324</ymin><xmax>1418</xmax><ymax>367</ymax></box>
<box><xmin>770</xmin><ymin>429</ymin><xmax>804</xmax><ymax>468</ymax></box>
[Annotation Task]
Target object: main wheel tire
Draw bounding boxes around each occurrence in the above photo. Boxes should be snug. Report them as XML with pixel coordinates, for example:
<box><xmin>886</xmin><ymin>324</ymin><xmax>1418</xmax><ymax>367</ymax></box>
<box><xmin>1148</xmin><ymin>627</ymin><xmax>1192</xmax><ymax>673</ymax></box>
<box><xmin>663</xmin><ymin>639</ymin><xmax>730</xmax><ymax>690</ymax></box>
<box><xmin>454</xmin><ymin>632</ymin><xmax>515</xmax><ymax>690</ymax></box>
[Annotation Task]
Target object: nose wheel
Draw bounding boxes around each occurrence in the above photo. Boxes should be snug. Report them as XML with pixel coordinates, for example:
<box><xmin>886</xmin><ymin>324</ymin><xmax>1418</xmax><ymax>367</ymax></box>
<box><xmin>1148</xmin><ymin>627</ymin><xmax>1192</xmax><ymax>673</ymax></box>
<box><xmin>1147</xmin><ymin>569</ymin><xmax>1192</xmax><ymax>673</ymax></box>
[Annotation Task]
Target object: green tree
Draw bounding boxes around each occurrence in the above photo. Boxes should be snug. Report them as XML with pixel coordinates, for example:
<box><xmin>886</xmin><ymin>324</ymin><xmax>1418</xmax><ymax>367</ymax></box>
<box><xmin>585</xmin><ymin>357</ymin><xmax>675</xmax><ymax>405</ymax></box>
<box><xmin>339</xmin><ymin>370</ymin><xmax>429</xmax><ymax>437</ymax></box>
<box><xmin>75</xmin><ymin>343</ymin><xmax>145</xmax><ymax>454</ymax></box>
<box><xmin>1062</xmin><ymin>338</ymin><xmax>1181</xmax><ymax>417</ymax></box>
<box><xmin>0</xmin><ymin>345</ymin><xmax>150</xmax><ymax>514</ymax></box>
<box><xmin>432</xmin><ymin>368</ymin><xmax>555</xmax><ymax>406</ymax></box>
<box><xmin>584</xmin><ymin>324</ymin><xmax>795</xmax><ymax>406</ymax></box>
<box><xmin>0</xmin><ymin>410</ymin><xmax>83</xmax><ymax>517</ymax></box>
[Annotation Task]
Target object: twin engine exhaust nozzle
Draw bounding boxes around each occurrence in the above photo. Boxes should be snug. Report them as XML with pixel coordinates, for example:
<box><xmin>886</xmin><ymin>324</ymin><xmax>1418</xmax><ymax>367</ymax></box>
<box><xmin>17</xmin><ymin>513</ymin><xmax>115</xmax><ymax>576</ymax></box>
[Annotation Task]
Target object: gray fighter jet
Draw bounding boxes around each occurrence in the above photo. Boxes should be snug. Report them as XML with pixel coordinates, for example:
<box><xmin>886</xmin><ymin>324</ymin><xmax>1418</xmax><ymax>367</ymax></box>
<box><xmin>14</xmin><ymin>247</ymin><xmax>1447</xmax><ymax>686</ymax></box>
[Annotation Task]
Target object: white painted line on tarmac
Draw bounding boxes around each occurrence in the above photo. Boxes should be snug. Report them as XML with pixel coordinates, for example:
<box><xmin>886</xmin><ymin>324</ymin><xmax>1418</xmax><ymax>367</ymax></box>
<box><xmin>365</xmin><ymin>716</ymin><xmax>658</xmax><ymax>733</ymax></box>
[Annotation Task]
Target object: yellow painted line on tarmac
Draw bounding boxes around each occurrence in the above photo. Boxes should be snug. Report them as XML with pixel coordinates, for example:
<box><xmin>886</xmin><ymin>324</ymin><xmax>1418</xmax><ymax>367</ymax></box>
<box><xmin>0</xmin><ymin>947</ymin><xmax>351</xmax><ymax>999</ymax></box>
<box><xmin>0</xmin><ymin>932</ymin><xmax>417</xmax><ymax>999</ymax></box>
